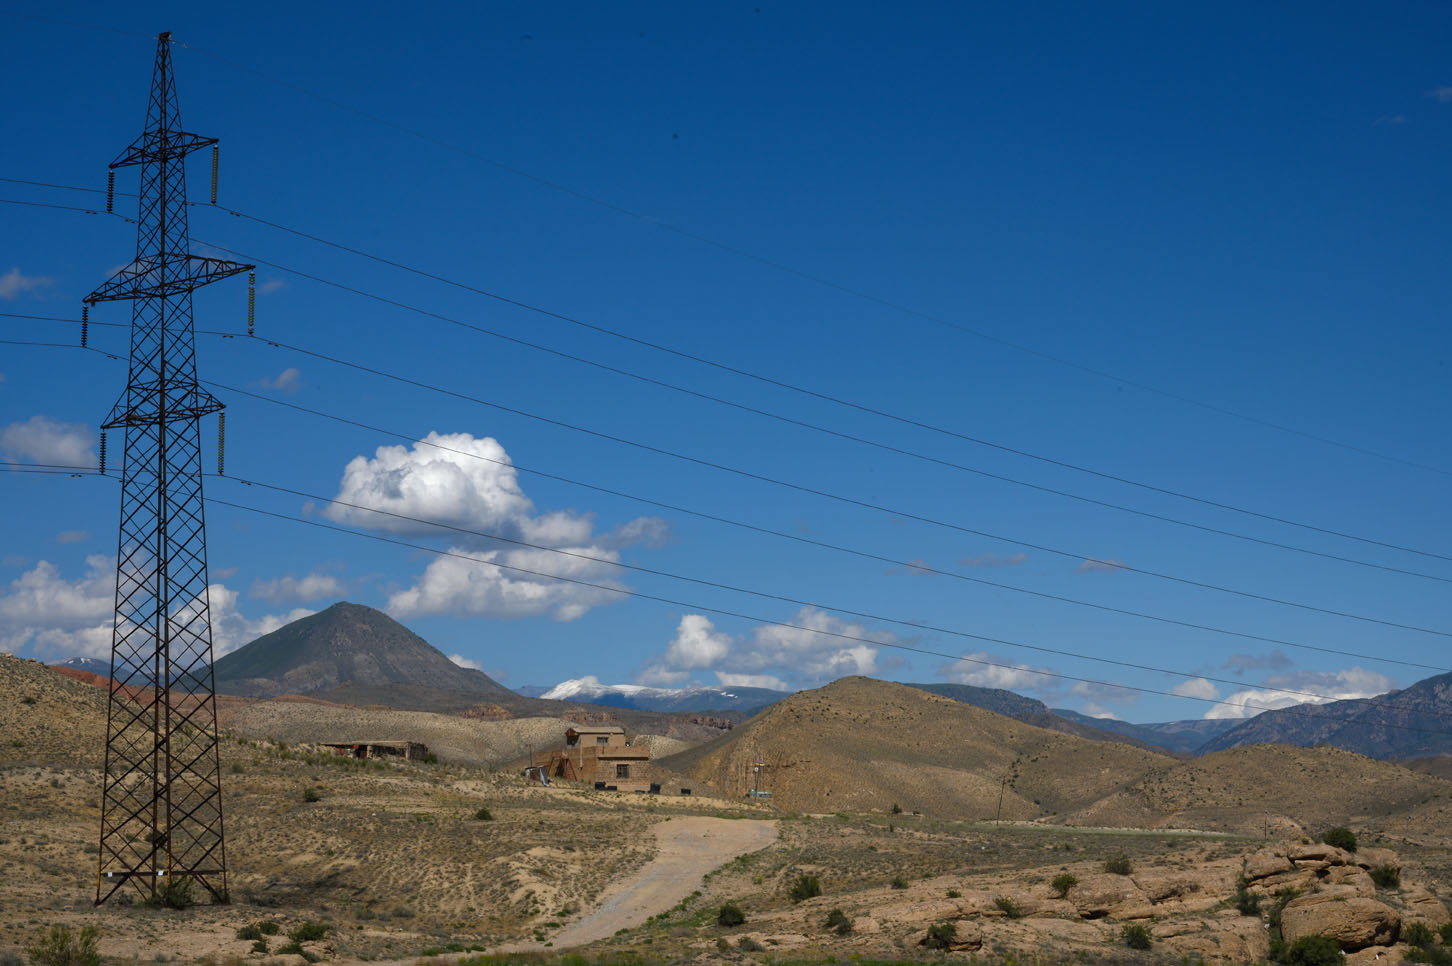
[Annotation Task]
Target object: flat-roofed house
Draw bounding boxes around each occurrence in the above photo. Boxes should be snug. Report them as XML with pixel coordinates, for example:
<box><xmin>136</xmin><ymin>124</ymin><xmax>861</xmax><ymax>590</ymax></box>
<box><xmin>532</xmin><ymin>725</ymin><xmax>651</xmax><ymax>792</ymax></box>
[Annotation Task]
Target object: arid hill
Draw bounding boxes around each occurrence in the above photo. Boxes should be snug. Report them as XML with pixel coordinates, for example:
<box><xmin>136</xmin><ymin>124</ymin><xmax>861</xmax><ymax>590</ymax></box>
<box><xmin>1</xmin><ymin>654</ymin><xmax>107</xmax><ymax>765</ymax></box>
<box><xmin>1060</xmin><ymin>742</ymin><xmax>1452</xmax><ymax>838</ymax></box>
<box><xmin>656</xmin><ymin>676</ymin><xmax>1172</xmax><ymax>819</ymax></box>
<box><xmin>213</xmin><ymin>601</ymin><xmax>518</xmax><ymax>699</ymax></box>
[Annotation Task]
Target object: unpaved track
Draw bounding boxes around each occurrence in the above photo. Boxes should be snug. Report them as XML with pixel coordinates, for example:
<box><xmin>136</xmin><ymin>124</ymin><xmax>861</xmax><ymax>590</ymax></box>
<box><xmin>517</xmin><ymin>815</ymin><xmax>777</xmax><ymax>951</ymax></box>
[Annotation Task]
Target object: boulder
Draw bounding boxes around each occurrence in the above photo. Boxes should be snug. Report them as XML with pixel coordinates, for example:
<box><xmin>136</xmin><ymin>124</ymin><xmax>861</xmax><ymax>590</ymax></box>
<box><xmin>1355</xmin><ymin>848</ymin><xmax>1400</xmax><ymax>872</ymax></box>
<box><xmin>909</xmin><ymin>920</ymin><xmax>983</xmax><ymax>952</ymax></box>
<box><xmin>1346</xmin><ymin>946</ymin><xmax>1409</xmax><ymax>966</ymax></box>
<box><xmin>1158</xmin><ymin>914</ymin><xmax>1270</xmax><ymax>963</ymax></box>
<box><xmin>1291</xmin><ymin>843</ymin><xmax>1355</xmax><ymax>870</ymax></box>
<box><xmin>1066</xmin><ymin>873</ymin><xmax>1151</xmax><ymax>920</ymax></box>
<box><xmin>1324</xmin><ymin>866</ymin><xmax>1376</xmax><ymax>892</ymax></box>
<box><xmin>1281</xmin><ymin>894</ymin><xmax>1401</xmax><ymax>950</ymax></box>
<box><xmin>1133</xmin><ymin>871</ymin><xmax>1203</xmax><ymax>904</ymax></box>
<box><xmin>853</xmin><ymin>916</ymin><xmax>881</xmax><ymax>934</ymax></box>
<box><xmin>1244</xmin><ymin>849</ymin><xmax>1294</xmax><ymax>880</ymax></box>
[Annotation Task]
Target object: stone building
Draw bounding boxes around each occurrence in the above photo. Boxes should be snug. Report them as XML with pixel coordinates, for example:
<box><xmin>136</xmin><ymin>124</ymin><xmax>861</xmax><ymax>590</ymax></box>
<box><xmin>532</xmin><ymin>725</ymin><xmax>651</xmax><ymax>792</ymax></box>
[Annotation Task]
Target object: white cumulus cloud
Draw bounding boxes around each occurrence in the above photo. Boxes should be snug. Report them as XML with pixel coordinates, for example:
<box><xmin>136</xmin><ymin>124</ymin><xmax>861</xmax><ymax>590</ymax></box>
<box><xmin>258</xmin><ymin>367</ymin><xmax>302</xmax><ymax>393</ymax></box>
<box><xmin>1203</xmin><ymin>667</ymin><xmax>1397</xmax><ymax>720</ymax></box>
<box><xmin>0</xmin><ymin>557</ymin><xmax>309</xmax><ymax>659</ymax></box>
<box><xmin>1</xmin><ymin>415</ymin><xmax>95</xmax><ymax>468</ymax></box>
<box><xmin>1171</xmin><ymin>677</ymin><xmax>1220</xmax><ymax>701</ymax></box>
<box><xmin>636</xmin><ymin>608</ymin><xmax>891</xmax><ymax>690</ymax></box>
<box><xmin>0</xmin><ymin>268</ymin><xmax>54</xmax><ymax>300</ymax></box>
<box><xmin>938</xmin><ymin>651</ymin><xmax>1055</xmax><ymax>691</ymax></box>
<box><xmin>449</xmin><ymin>653</ymin><xmax>484</xmax><ymax>671</ymax></box>
<box><xmin>333</xmin><ymin>433</ymin><xmax>663</xmax><ymax>622</ymax></box>
<box><xmin>249</xmin><ymin>572</ymin><xmax>344</xmax><ymax>604</ymax></box>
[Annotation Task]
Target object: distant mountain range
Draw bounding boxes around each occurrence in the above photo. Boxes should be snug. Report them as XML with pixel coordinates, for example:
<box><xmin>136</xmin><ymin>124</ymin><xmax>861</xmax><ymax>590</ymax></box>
<box><xmin>532</xmin><ymin>678</ymin><xmax>790</xmax><ymax>713</ymax></box>
<box><xmin>1199</xmin><ymin>671</ymin><xmax>1452</xmax><ymax>760</ymax></box>
<box><xmin>1051</xmin><ymin>709</ymin><xmax>1239</xmax><ymax>756</ymax></box>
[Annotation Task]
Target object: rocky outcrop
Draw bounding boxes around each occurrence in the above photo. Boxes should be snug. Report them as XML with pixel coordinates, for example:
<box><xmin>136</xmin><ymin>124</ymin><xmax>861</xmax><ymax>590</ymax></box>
<box><xmin>1280</xmin><ymin>894</ymin><xmax>1401</xmax><ymax>950</ymax></box>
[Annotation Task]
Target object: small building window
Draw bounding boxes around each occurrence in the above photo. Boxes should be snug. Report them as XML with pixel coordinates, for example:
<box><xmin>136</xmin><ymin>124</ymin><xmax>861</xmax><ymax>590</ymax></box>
<box><xmin>597</xmin><ymin>736</ymin><xmax>609</xmax><ymax>745</ymax></box>
<box><xmin>616</xmin><ymin>763</ymin><xmax>630</xmax><ymax>779</ymax></box>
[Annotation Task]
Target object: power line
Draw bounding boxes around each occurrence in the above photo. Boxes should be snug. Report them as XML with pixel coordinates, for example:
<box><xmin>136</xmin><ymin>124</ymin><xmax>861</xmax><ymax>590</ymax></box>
<box><xmin>205</xmin><ymin>331</ymin><xmax>1452</xmax><ymax>640</ymax></box>
<box><xmin>206</xmin><ymin>379</ymin><xmax>1449</xmax><ymax>675</ymax></box>
<box><xmin>153</xmin><ymin>43</ymin><xmax>1452</xmax><ymax>479</ymax></box>
<box><xmin>222</xmin><ymin>472</ymin><xmax>1452</xmax><ymax>719</ymax></box>
<box><xmin>182</xmin><ymin>239</ymin><xmax>1452</xmax><ymax>586</ymax></box>
<box><xmin>205</xmin><ymin>493</ymin><xmax>1452</xmax><ymax>737</ymax></box>
<box><xmin>5</xmin><ymin>177</ymin><xmax>1448</xmax><ymax>566</ymax></box>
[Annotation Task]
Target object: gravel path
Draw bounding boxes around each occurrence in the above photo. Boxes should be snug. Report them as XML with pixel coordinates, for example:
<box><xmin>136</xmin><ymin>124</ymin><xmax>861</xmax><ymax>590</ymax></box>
<box><xmin>510</xmin><ymin>816</ymin><xmax>778</xmax><ymax>951</ymax></box>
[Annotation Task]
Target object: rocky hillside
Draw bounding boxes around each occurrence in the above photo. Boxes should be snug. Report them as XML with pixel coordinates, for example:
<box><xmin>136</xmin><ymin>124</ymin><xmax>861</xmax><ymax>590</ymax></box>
<box><xmin>0</xmin><ymin>654</ymin><xmax>107</xmax><ymax>765</ymax></box>
<box><xmin>1052</xmin><ymin>708</ymin><xmax>1238</xmax><ymax>755</ymax></box>
<box><xmin>910</xmin><ymin>682</ymin><xmax>1157</xmax><ymax>750</ymax></box>
<box><xmin>213</xmin><ymin>601</ymin><xmax>517</xmax><ymax>700</ymax></box>
<box><xmin>657</xmin><ymin>676</ymin><xmax>1172</xmax><ymax>819</ymax></box>
<box><xmin>1060</xmin><ymin>742</ymin><xmax>1452</xmax><ymax>838</ymax></box>
<box><xmin>1199</xmin><ymin>670</ymin><xmax>1452</xmax><ymax>759</ymax></box>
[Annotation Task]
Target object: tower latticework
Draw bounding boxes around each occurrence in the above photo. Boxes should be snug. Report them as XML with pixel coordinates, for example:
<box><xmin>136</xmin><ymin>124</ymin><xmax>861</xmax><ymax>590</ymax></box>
<box><xmin>87</xmin><ymin>31</ymin><xmax>252</xmax><ymax>906</ymax></box>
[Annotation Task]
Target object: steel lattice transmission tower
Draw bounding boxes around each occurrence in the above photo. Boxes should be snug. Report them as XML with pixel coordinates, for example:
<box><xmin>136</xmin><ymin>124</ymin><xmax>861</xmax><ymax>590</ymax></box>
<box><xmin>86</xmin><ymin>31</ymin><xmax>252</xmax><ymax>906</ymax></box>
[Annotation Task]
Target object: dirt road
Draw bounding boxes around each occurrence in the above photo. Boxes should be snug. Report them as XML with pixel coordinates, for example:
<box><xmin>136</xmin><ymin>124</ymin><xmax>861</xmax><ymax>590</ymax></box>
<box><xmin>533</xmin><ymin>815</ymin><xmax>777</xmax><ymax>950</ymax></box>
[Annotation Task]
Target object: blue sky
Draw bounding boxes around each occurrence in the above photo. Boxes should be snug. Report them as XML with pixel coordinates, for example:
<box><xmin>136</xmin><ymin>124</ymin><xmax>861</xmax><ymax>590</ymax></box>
<box><xmin>2</xmin><ymin>2</ymin><xmax>1449</xmax><ymax>722</ymax></box>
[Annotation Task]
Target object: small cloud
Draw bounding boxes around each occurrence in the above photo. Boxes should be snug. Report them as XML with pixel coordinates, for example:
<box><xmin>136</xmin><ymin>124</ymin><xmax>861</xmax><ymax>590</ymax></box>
<box><xmin>960</xmin><ymin>552</ymin><xmax>1027</xmax><ymax>569</ymax></box>
<box><xmin>249</xmin><ymin>572</ymin><xmax>344</xmax><ymax>604</ymax></box>
<box><xmin>1069</xmin><ymin>680</ymin><xmax>1140</xmax><ymax>708</ymax></box>
<box><xmin>0</xmin><ymin>268</ymin><xmax>54</xmax><ymax>300</ymax></box>
<box><xmin>885</xmin><ymin>558</ymin><xmax>936</xmax><ymax>577</ymax></box>
<box><xmin>1</xmin><ymin>415</ymin><xmax>96</xmax><ymax>468</ymax></box>
<box><xmin>212</xmin><ymin>567</ymin><xmax>239</xmax><ymax>579</ymax></box>
<box><xmin>715</xmin><ymin>671</ymin><xmax>790</xmax><ymax>691</ymax></box>
<box><xmin>449</xmin><ymin>653</ymin><xmax>484</xmax><ymax>671</ymax></box>
<box><xmin>1171</xmin><ymin>677</ymin><xmax>1220</xmax><ymax>701</ymax></box>
<box><xmin>1076</xmin><ymin>557</ymin><xmax>1127</xmax><ymax>574</ymax></box>
<box><xmin>257</xmin><ymin>367</ymin><xmax>301</xmax><ymax>393</ymax></box>
<box><xmin>939</xmin><ymin>651</ymin><xmax>1055</xmax><ymax>692</ymax></box>
<box><xmin>1374</xmin><ymin>115</ymin><xmax>1407</xmax><ymax>126</ymax></box>
<box><xmin>257</xmin><ymin>278</ymin><xmax>286</xmax><ymax>295</ymax></box>
<box><xmin>1223</xmin><ymin>650</ymin><xmax>1293</xmax><ymax>676</ymax></box>
<box><xmin>1427</xmin><ymin>87</ymin><xmax>1452</xmax><ymax>103</ymax></box>
<box><xmin>55</xmin><ymin>531</ymin><xmax>89</xmax><ymax>544</ymax></box>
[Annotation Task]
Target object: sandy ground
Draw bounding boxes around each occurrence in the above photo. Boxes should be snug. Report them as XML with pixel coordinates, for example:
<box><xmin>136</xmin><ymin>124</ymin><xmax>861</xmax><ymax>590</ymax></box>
<box><xmin>505</xmin><ymin>816</ymin><xmax>778</xmax><ymax>952</ymax></box>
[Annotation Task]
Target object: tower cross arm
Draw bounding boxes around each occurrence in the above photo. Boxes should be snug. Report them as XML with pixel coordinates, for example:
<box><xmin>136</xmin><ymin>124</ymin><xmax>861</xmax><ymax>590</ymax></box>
<box><xmin>85</xmin><ymin>255</ymin><xmax>255</xmax><ymax>303</ymax></box>
<box><xmin>111</xmin><ymin>131</ymin><xmax>219</xmax><ymax>169</ymax></box>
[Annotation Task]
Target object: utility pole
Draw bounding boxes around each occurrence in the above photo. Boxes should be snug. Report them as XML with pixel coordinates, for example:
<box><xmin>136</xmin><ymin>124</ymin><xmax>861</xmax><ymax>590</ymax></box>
<box><xmin>89</xmin><ymin>31</ymin><xmax>252</xmax><ymax>906</ymax></box>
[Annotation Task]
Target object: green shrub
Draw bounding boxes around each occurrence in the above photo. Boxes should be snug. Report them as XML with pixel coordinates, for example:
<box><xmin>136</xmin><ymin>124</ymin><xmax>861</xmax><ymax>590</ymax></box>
<box><xmin>287</xmin><ymin>922</ymin><xmax>329</xmax><ymax>943</ymax></box>
<box><xmin>25</xmin><ymin>925</ymin><xmax>100</xmax><ymax>966</ymax></box>
<box><xmin>717</xmin><ymin>902</ymin><xmax>746</xmax><ymax>927</ymax></box>
<box><xmin>1051</xmin><ymin>873</ymin><xmax>1078</xmax><ymax>897</ymax></box>
<box><xmin>249</xmin><ymin>940</ymin><xmax>268</xmax><ymax>955</ymax></box>
<box><xmin>945</xmin><ymin>889</ymin><xmax>962</xmax><ymax>898</ymax></box>
<box><xmin>993</xmin><ymin>896</ymin><xmax>1023</xmax><ymax>919</ymax></box>
<box><xmin>825</xmin><ymin>909</ymin><xmax>853</xmax><ymax>935</ymax></box>
<box><xmin>788</xmin><ymin>873</ymin><xmax>822</xmax><ymax>903</ymax></box>
<box><xmin>1321</xmin><ymin>827</ymin><xmax>1358</xmax><ymax>853</ymax></box>
<box><xmin>1234</xmin><ymin>883</ymin><xmax>1262</xmax><ymax>916</ymax></box>
<box><xmin>1280</xmin><ymin>934</ymin><xmax>1345</xmax><ymax>966</ymax></box>
<box><xmin>1441</xmin><ymin>922</ymin><xmax>1452</xmax><ymax>944</ymax></box>
<box><xmin>1406</xmin><ymin>946</ymin><xmax>1452</xmax><ymax>966</ymax></box>
<box><xmin>423</xmin><ymin>752</ymin><xmax>439</xmax><ymax>764</ymax></box>
<box><xmin>1404</xmin><ymin>922</ymin><xmax>1435</xmax><ymax>947</ymax></box>
<box><xmin>890</xmin><ymin>803</ymin><xmax>902</xmax><ymax>814</ymax></box>
<box><xmin>235</xmin><ymin>924</ymin><xmax>263</xmax><ymax>941</ymax></box>
<box><xmin>736</xmin><ymin>937</ymin><xmax>764</xmax><ymax>952</ymax></box>
<box><xmin>1121</xmin><ymin>923</ymin><xmax>1152</xmax><ymax>950</ymax></box>
<box><xmin>141</xmin><ymin>876</ymin><xmax>194</xmax><ymax>909</ymax></box>
<box><xmin>1369</xmin><ymin>865</ymin><xmax>1400</xmax><ymax>889</ymax></box>
<box><xmin>472</xmin><ymin>806</ymin><xmax>494</xmax><ymax>821</ymax></box>
<box><xmin>276</xmin><ymin>941</ymin><xmax>304</xmax><ymax>956</ymax></box>
<box><xmin>890</xmin><ymin>875</ymin><xmax>908</xmax><ymax>889</ymax></box>
<box><xmin>258</xmin><ymin>922</ymin><xmax>280</xmax><ymax>936</ymax></box>
<box><xmin>1104</xmin><ymin>855</ymin><xmax>1133</xmax><ymax>875</ymax></box>
<box><xmin>923</xmin><ymin>922</ymin><xmax>957</xmax><ymax>951</ymax></box>
<box><xmin>301</xmin><ymin>786</ymin><xmax>320</xmax><ymax>803</ymax></box>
